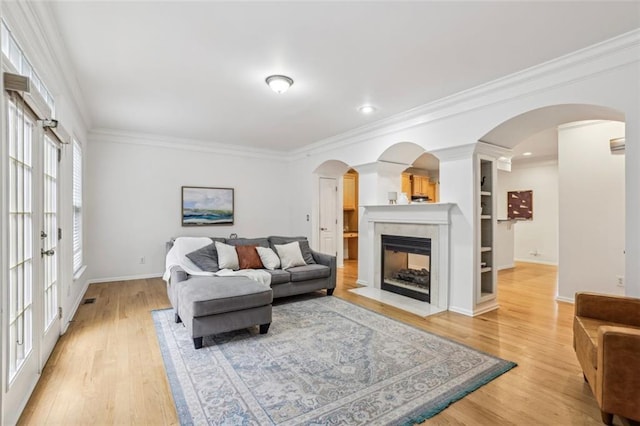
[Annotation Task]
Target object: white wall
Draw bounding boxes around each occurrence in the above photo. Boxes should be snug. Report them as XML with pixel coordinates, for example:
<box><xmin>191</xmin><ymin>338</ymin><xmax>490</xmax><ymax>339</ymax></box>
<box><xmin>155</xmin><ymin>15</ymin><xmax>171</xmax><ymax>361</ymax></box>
<box><xmin>85</xmin><ymin>135</ymin><xmax>292</xmax><ymax>281</ymax></box>
<box><xmin>558</xmin><ymin>121</ymin><xmax>625</xmax><ymax>301</ymax></box>
<box><xmin>497</xmin><ymin>162</ymin><xmax>559</xmax><ymax>265</ymax></box>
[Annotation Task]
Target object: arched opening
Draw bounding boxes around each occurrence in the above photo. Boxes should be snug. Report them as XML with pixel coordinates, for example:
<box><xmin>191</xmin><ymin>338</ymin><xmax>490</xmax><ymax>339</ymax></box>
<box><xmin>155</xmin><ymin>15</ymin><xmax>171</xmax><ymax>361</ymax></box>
<box><xmin>400</xmin><ymin>153</ymin><xmax>440</xmax><ymax>203</ymax></box>
<box><xmin>313</xmin><ymin>159</ymin><xmax>353</xmax><ymax>266</ymax></box>
<box><xmin>479</xmin><ymin>104</ymin><xmax>625</xmax><ymax>303</ymax></box>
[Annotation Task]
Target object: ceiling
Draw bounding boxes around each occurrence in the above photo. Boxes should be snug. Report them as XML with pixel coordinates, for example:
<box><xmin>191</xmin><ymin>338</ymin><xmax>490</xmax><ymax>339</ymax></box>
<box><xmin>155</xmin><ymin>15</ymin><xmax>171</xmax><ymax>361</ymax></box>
<box><xmin>50</xmin><ymin>1</ymin><xmax>640</xmax><ymax>152</ymax></box>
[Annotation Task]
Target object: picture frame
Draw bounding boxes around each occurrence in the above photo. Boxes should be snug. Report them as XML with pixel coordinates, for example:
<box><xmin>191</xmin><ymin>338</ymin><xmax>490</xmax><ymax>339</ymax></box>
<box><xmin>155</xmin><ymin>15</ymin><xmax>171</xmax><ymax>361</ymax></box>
<box><xmin>181</xmin><ymin>186</ymin><xmax>234</xmax><ymax>226</ymax></box>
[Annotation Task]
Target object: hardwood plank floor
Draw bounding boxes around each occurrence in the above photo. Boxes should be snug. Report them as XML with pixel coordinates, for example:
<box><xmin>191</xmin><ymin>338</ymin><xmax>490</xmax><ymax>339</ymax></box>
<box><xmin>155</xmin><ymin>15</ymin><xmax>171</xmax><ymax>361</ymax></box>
<box><xmin>18</xmin><ymin>261</ymin><xmax>621</xmax><ymax>425</ymax></box>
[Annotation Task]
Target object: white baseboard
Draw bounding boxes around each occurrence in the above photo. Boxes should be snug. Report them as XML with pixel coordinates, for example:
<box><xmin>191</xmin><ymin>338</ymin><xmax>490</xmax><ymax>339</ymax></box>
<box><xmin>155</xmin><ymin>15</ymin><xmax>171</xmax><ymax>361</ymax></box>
<box><xmin>86</xmin><ymin>272</ymin><xmax>163</xmax><ymax>285</ymax></box>
<box><xmin>473</xmin><ymin>303</ymin><xmax>500</xmax><ymax>316</ymax></box>
<box><xmin>555</xmin><ymin>295</ymin><xmax>575</xmax><ymax>304</ymax></box>
<box><xmin>62</xmin><ymin>278</ymin><xmax>91</xmax><ymax>334</ymax></box>
<box><xmin>514</xmin><ymin>258</ymin><xmax>558</xmax><ymax>266</ymax></box>
<box><xmin>497</xmin><ymin>263</ymin><xmax>515</xmax><ymax>271</ymax></box>
<box><xmin>448</xmin><ymin>306</ymin><xmax>474</xmax><ymax>316</ymax></box>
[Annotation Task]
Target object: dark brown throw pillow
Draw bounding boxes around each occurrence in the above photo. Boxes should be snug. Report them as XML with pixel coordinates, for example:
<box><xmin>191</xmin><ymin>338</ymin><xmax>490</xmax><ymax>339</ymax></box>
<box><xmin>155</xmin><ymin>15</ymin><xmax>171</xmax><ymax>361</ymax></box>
<box><xmin>235</xmin><ymin>245</ymin><xmax>264</xmax><ymax>270</ymax></box>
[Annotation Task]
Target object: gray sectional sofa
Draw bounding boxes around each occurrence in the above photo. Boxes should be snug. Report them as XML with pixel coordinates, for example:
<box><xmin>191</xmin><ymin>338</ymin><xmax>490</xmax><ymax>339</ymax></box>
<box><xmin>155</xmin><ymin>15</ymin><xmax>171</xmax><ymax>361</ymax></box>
<box><xmin>166</xmin><ymin>236</ymin><xmax>336</xmax><ymax>348</ymax></box>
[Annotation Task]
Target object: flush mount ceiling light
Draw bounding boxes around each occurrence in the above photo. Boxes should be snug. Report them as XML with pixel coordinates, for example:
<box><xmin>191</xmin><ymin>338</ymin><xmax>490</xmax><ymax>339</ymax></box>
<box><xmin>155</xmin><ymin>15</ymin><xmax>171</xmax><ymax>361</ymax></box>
<box><xmin>358</xmin><ymin>105</ymin><xmax>376</xmax><ymax>114</ymax></box>
<box><xmin>265</xmin><ymin>75</ymin><xmax>294</xmax><ymax>94</ymax></box>
<box><xmin>522</xmin><ymin>152</ymin><xmax>533</xmax><ymax>156</ymax></box>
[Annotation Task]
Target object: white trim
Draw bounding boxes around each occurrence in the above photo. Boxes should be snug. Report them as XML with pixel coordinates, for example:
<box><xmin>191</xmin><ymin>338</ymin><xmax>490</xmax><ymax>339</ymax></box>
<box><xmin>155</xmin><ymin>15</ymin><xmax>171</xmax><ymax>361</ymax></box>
<box><xmin>514</xmin><ymin>258</ymin><xmax>558</xmax><ymax>266</ymax></box>
<box><xmin>90</xmin><ymin>129</ymin><xmax>289</xmax><ymax>162</ymax></box>
<box><xmin>356</xmin><ymin>279</ymin><xmax>368</xmax><ymax>287</ymax></box>
<box><xmin>72</xmin><ymin>265</ymin><xmax>87</xmax><ymax>282</ymax></box>
<box><xmin>61</xmin><ymin>278</ymin><xmax>90</xmax><ymax>334</ymax></box>
<box><xmin>448</xmin><ymin>306</ymin><xmax>474</xmax><ymax>316</ymax></box>
<box><xmin>472</xmin><ymin>303</ymin><xmax>500</xmax><ymax>316</ymax></box>
<box><xmin>497</xmin><ymin>264</ymin><xmax>515</xmax><ymax>271</ymax></box>
<box><xmin>86</xmin><ymin>272</ymin><xmax>163</xmax><ymax>285</ymax></box>
<box><xmin>555</xmin><ymin>296</ymin><xmax>575</xmax><ymax>304</ymax></box>
<box><xmin>290</xmin><ymin>29</ymin><xmax>640</xmax><ymax>159</ymax></box>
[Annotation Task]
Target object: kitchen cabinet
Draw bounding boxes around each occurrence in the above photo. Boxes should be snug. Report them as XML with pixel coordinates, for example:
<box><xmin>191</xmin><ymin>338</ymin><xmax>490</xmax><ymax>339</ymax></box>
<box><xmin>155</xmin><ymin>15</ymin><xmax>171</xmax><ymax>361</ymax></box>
<box><xmin>343</xmin><ymin>174</ymin><xmax>356</xmax><ymax>210</ymax></box>
<box><xmin>401</xmin><ymin>173</ymin><xmax>412</xmax><ymax>196</ymax></box>
<box><xmin>412</xmin><ymin>175</ymin><xmax>437</xmax><ymax>201</ymax></box>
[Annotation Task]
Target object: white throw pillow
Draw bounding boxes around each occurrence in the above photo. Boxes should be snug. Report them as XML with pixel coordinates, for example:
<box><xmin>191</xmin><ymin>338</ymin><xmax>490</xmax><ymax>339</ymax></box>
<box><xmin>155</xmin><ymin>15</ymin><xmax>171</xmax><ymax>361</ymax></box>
<box><xmin>256</xmin><ymin>246</ymin><xmax>281</xmax><ymax>270</ymax></box>
<box><xmin>274</xmin><ymin>241</ymin><xmax>306</xmax><ymax>269</ymax></box>
<box><xmin>215</xmin><ymin>241</ymin><xmax>239</xmax><ymax>270</ymax></box>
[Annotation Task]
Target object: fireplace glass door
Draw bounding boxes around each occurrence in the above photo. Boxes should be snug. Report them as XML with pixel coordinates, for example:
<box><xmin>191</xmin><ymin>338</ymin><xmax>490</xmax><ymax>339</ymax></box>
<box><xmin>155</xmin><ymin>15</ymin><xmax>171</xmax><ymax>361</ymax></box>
<box><xmin>381</xmin><ymin>235</ymin><xmax>431</xmax><ymax>302</ymax></box>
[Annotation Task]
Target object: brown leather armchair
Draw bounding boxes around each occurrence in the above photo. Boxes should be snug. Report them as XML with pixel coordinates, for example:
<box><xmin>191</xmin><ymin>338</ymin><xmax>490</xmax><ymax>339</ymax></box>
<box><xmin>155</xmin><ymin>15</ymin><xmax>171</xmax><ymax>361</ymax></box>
<box><xmin>573</xmin><ymin>292</ymin><xmax>640</xmax><ymax>424</ymax></box>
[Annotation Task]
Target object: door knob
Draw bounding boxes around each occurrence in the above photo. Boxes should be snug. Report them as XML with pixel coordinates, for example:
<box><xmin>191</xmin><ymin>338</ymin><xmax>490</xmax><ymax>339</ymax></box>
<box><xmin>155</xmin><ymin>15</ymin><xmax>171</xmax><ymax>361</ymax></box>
<box><xmin>41</xmin><ymin>248</ymin><xmax>55</xmax><ymax>256</ymax></box>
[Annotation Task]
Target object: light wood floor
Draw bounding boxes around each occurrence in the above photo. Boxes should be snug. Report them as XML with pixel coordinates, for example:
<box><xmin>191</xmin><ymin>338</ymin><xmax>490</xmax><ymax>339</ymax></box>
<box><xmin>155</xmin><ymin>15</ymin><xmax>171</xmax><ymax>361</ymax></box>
<box><xmin>18</xmin><ymin>262</ymin><xmax>621</xmax><ymax>425</ymax></box>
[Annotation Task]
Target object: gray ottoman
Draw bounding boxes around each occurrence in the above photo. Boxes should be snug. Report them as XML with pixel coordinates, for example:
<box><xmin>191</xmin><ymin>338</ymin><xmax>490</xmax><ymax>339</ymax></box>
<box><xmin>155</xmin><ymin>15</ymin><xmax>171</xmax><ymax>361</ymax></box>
<box><xmin>177</xmin><ymin>276</ymin><xmax>273</xmax><ymax>349</ymax></box>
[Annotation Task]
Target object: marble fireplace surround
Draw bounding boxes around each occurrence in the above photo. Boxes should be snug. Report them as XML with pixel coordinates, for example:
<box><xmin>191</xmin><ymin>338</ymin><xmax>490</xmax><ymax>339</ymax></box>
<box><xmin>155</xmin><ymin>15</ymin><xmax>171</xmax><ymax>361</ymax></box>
<box><xmin>359</xmin><ymin>203</ymin><xmax>454</xmax><ymax>311</ymax></box>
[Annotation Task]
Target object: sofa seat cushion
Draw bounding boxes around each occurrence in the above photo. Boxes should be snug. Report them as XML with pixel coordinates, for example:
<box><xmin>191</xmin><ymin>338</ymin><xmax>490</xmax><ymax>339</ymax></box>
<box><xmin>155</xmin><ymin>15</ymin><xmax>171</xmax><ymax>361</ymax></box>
<box><xmin>287</xmin><ymin>264</ymin><xmax>330</xmax><ymax>282</ymax></box>
<box><xmin>266</xmin><ymin>269</ymin><xmax>290</xmax><ymax>285</ymax></box>
<box><xmin>574</xmin><ymin>316</ymin><xmax>640</xmax><ymax>369</ymax></box>
<box><xmin>179</xmin><ymin>276</ymin><xmax>272</xmax><ymax>318</ymax></box>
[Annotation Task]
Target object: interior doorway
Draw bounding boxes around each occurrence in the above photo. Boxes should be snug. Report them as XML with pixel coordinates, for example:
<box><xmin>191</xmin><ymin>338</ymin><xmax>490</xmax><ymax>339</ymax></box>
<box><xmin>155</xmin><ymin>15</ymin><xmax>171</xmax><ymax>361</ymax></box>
<box><xmin>342</xmin><ymin>169</ymin><xmax>359</xmax><ymax>265</ymax></box>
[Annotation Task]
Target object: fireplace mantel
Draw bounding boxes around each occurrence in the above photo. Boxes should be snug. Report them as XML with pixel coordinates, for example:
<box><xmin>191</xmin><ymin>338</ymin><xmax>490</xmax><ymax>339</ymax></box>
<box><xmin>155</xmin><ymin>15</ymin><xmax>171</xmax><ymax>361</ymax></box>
<box><xmin>358</xmin><ymin>203</ymin><xmax>456</xmax><ymax>312</ymax></box>
<box><xmin>362</xmin><ymin>203</ymin><xmax>455</xmax><ymax>224</ymax></box>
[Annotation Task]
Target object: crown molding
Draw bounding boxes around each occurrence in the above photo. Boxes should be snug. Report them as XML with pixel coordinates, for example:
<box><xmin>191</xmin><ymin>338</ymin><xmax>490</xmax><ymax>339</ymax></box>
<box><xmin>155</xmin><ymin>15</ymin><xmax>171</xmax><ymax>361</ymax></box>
<box><xmin>430</xmin><ymin>144</ymin><xmax>477</xmax><ymax>162</ymax></box>
<box><xmin>292</xmin><ymin>29</ymin><xmax>640</xmax><ymax>159</ymax></box>
<box><xmin>90</xmin><ymin>129</ymin><xmax>290</xmax><ymax>162</ymax></box>
<box><xmin>475</xmin><ymin>141</ymin><xmax>511</xmax><ymax>158</ymax></box>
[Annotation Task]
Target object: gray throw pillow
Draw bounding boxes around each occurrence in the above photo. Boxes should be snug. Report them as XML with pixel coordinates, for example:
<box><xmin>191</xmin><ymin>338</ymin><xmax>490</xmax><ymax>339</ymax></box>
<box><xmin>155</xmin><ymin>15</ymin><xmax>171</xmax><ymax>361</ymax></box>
<box><xmin>185</xmin><ymin>237</ymin><xmax>225</xmax><ymax>272</ymax></box>
<box><xmin>268</xmin><ymin>236</ymin><xmax>316</xmax><ymax>264</ymax></box>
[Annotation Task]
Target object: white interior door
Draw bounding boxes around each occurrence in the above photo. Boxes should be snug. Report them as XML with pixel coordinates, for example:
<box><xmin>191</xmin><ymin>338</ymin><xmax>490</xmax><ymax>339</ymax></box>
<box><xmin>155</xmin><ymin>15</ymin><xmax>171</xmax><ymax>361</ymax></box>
<box><xmin>319</xmin><ymin>177</ymin><xmax>338</xmax><ymax>255</ymax></box>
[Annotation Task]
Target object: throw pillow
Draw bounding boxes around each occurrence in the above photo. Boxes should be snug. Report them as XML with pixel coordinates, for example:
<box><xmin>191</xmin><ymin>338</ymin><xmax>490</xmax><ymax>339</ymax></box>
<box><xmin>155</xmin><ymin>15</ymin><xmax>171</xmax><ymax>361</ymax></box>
<box><xmin>269</xmin><ymin>236</ymin><xmax>316</xmax><ymax>264</ymax></box>
<box><xmin>215</xmin><ymin>241</ymin><xmax>239</xmax><ymax>270</ymax></box>
<box><xmin>185</xmin><ymin>242</ymin><xmax>220</xmax><ymax>272</ymax></box>
<box><xmin>235</xmin><ymin>245</ymin><xmax>264</xmax><ymax>270</ymax></box>
<box><xmin>274</xmin><ymin>241</ymin><xmax>307</xmax><ymax>269</ymax></box>
<box><xmin>256</xmin><ymin>247</ymin><xmax>281</xmax><ymax>270</ymax></box>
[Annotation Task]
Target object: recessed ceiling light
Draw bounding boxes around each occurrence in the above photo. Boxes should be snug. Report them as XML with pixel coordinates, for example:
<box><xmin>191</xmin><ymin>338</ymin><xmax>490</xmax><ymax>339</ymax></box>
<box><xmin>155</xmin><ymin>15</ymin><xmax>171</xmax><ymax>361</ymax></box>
<box><xmin>358</xmin><ymin>105</ymin><xmax>376</xmax><ymax>114</ymax></box>
<box><xmin>265</xmin><ymin>75</ymin><xmax>294</xmax><ymax>94</ymax></box>
<box><xmin>522</xmin><ymin>152</ymin><xmax>533</xmax><ymax>156</ymax></box>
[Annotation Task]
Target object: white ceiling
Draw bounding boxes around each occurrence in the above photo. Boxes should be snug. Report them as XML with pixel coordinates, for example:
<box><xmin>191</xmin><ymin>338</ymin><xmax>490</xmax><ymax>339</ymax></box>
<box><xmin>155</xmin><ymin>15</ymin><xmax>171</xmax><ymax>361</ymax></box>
<box><xmin>50</xmin><ymin>1</ymin><xmax>640</xmax><ymax>151</ymax></box>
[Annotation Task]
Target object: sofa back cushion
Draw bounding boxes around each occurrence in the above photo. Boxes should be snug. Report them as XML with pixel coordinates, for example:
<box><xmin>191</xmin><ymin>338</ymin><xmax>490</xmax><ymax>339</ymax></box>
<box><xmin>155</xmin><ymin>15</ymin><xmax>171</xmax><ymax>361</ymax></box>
<box><xmin>268</xmin><ymin>236</ymin><xmax>316</xmax><ymax>264</ymax></box>
<box><xmin>225</xmin><ymin>237</ymin><xmax>270</xmax><ymax>248</ymax></box>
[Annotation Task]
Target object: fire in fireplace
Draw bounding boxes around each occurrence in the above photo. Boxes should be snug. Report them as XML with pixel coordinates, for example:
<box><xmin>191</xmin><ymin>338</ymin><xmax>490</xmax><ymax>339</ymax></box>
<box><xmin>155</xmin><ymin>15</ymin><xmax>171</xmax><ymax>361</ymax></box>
<box><xmin>381</xmin><ymin>235</ymin><xmax>431</xmax><ymax>302</ymax></box>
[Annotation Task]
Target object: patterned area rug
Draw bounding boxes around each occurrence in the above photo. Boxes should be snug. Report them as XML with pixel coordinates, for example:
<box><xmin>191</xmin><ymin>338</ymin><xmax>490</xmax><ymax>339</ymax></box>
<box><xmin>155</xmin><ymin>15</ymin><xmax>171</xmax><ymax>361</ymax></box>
<box><xmin>153</xmin><ymin>296</ymin><xmax>516</xmax><ymax>425</ymax></box>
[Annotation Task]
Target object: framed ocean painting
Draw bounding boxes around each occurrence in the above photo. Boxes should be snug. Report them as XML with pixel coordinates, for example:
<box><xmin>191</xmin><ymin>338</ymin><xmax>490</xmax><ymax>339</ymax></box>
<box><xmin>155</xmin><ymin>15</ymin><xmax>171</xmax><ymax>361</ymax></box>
<box><xmin>181</xmin><ymin>186</ymin><xmax>234</xmax><ymax>226</ymax></box>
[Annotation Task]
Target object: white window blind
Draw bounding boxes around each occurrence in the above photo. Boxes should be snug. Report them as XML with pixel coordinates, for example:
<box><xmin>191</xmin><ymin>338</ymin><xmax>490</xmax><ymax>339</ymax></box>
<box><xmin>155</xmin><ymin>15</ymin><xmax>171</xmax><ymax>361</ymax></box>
<box><xmin>72</xmin><ymin>140</ymin><xmax>83</xmax><ymax>273</ymax></box>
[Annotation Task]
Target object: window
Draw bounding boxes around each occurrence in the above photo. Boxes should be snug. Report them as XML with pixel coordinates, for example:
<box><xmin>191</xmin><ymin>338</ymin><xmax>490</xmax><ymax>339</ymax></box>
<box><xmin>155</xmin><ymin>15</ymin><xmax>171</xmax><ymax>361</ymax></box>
<box><xmin>1</xmin><ymin>20</ymin><xmax>55</xmax><ymax>113</ymax></box>
<box><xmin>72</xmin><ymin>139</ymin><xmax>83</xmax><ymax>273</ymax></box>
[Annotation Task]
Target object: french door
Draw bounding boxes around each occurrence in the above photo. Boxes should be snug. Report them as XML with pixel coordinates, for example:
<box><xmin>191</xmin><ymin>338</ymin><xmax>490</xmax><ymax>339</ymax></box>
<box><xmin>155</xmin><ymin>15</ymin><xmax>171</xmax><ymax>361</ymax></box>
<box><xmin>5</xmin><ymin>93</ymin><xmax>61</xmax><ymax>424</ymax></box>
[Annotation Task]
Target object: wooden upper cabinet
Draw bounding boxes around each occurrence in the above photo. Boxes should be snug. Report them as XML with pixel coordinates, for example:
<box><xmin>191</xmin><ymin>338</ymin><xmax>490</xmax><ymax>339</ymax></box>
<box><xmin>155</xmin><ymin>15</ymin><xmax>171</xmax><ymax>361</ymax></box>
<box><xmin>343</xmin><ymin>174</ymin><xmax>356</xmax><ymax>210</ymax></box>
<box><xmin>412</xmin><ymin>175</ymin><xmax>437</xmax><ymax>201</ymax></box>
<box><xmin>401</xmin><ymin>173</ymin><xmax>412</xmax><ymax>196</ymax></box>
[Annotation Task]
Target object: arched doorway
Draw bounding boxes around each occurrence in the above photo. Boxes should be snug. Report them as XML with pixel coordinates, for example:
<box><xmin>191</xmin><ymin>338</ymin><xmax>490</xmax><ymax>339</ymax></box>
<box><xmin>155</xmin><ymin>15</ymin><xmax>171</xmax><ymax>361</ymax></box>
<box><xmin>313</xmin><ymin>160</ymin><xmax>351</xmax><ymax>266</ymax></box>
<box><xmin>479</xmin><ymin>104</ymin><xmax>625</xmax><ymax>301</ymax></box>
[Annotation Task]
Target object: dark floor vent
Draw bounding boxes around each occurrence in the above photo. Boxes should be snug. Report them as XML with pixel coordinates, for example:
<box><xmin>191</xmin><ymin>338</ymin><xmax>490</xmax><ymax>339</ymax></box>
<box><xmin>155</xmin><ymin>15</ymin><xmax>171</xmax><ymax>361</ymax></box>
<box><xmin>82</xmin><ymin>298</ymin><xmax>96</xmax><ymax>304</ymax></box>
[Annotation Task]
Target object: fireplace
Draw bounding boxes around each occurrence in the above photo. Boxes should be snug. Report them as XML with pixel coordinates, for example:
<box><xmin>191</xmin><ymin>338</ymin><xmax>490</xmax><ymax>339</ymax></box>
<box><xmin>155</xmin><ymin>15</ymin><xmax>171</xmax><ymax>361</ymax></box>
<box><xmin>381</xmin><ymin>235</ymin><xmax>431</xmax><ymax>302</ymax></box>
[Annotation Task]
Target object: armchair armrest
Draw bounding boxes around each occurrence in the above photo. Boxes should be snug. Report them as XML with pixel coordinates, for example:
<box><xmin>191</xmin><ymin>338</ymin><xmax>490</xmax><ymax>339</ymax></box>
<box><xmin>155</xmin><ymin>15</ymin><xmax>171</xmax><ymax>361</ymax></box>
<box><xmin>596</xmin><ymin>325</ymin><xmax>640</xmax><ymax>421</ymax></box>
<box><xmin>575</xmin><ymin>292</ymin><xmax>640</xmax><ymax>327</ymax></box>
<box><xmin>311</xmin><ymin>249</ymin><xmax>336</xmax><ymax>289</ymax></box>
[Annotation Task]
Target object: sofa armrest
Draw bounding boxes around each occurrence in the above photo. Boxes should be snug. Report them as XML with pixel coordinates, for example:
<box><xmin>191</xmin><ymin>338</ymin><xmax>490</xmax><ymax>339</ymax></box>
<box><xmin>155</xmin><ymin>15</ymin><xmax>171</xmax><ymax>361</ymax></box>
<box><xmin>311</xmin><ymin>249</ymin><xmax>336</xmax><ymax>289</ymax></box>
<box><xmin>575</xmin><ymin>292</ymin><xmax>640</xmax><ymax>327</ymax></box>
<box><xmin>596</xmin><ymin>325</ymin><xmax>640</xmax><ymax>420</ymax></box>
<box><xmin>170</xmin><ymin>265</ymin><xmax>188</xmax><ymax>284</ymax></box>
